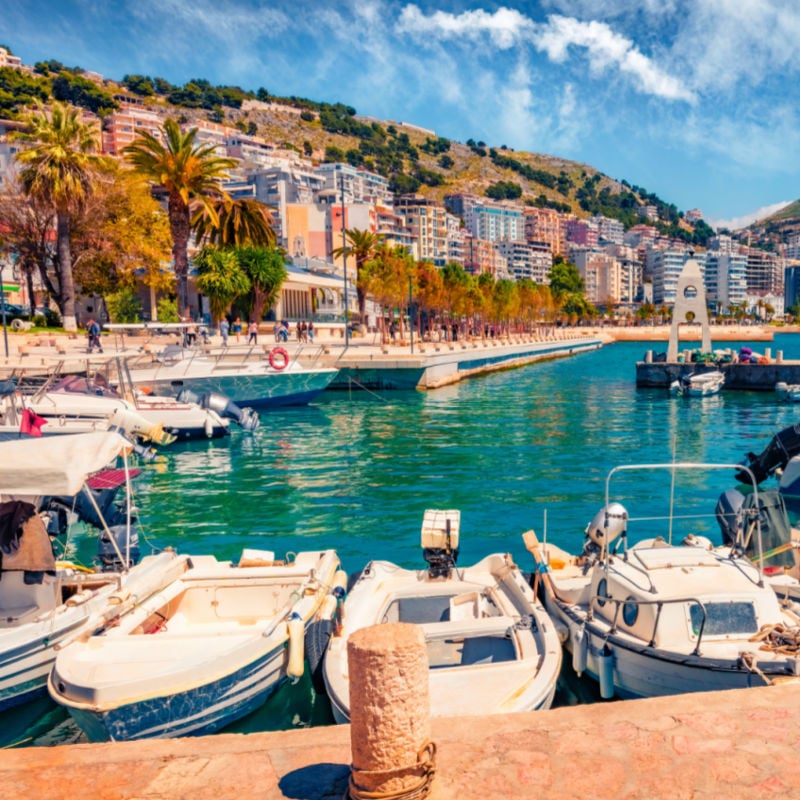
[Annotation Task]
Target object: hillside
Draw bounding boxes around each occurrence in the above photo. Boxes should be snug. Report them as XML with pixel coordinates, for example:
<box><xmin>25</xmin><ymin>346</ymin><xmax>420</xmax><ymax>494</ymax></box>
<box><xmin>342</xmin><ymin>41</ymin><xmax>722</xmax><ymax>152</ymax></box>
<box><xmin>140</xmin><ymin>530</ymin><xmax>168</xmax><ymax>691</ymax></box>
<box><xmin>0</xmin><ymin>51</ymin><xmax>713</xmax><ymax>245</ymax></box>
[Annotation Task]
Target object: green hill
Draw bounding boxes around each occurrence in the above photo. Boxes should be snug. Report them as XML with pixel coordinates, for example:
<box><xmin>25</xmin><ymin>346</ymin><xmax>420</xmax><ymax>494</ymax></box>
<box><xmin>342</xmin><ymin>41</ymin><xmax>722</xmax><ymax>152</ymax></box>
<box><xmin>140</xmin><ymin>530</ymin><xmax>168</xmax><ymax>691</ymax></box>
<box><xmin>0</xmin><ymin>50</ymin><xmax>713</xmax><ymax>245</ymax></box>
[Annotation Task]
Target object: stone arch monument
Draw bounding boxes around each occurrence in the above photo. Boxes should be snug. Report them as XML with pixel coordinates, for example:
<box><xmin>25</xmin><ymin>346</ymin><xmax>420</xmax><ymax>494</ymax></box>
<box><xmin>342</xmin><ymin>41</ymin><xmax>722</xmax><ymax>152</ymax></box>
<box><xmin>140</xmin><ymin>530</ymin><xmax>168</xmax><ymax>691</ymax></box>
<box><xmin>667</xmin><ymin>256</ymin><xmax>712</xmax><ymax>362</ymax></box>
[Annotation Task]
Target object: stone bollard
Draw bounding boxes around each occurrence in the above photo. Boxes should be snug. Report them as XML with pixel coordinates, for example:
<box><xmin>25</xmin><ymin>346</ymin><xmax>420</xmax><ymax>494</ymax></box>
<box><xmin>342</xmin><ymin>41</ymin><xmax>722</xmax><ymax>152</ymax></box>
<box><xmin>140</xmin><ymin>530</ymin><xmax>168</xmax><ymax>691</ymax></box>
<box><xmin>777</xmin><ymin>350</ymin><xmax>783</xmax><ymax>364</ymax></box>
<box><xmin>347</xmin><ymin>623</ymin><xmax>435</xmax><ymax>799</ymax></box>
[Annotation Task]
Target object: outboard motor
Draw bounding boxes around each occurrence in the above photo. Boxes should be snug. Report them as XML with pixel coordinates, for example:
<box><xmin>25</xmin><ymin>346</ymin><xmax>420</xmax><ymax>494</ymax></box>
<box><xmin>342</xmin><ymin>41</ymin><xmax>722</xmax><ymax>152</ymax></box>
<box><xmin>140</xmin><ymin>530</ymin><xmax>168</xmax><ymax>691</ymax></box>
<box><xmin>176</xmin><ymin>389</ymin><xmax>260</xmax><ymax>431</ymax></box>
<box><xmin>715</xmin><ymin>488</ymin><xmax>745</xmax><ymax>546</ymax></box>
<box><xmin>96</xmin><ymin>524</ymin><xmax>140</xmax><ymax>572</ymax></box>
<box><xmin>736</xmin><ymin>424</ymin><xmax>800</xmax><ymax>486</ymax></box>
<box><xmin>420</xmin><ymin>509</ymin><xmax>460</xmax><ymax>578</ymax></box>
<box><xmin>584</xmin><ymin>502</ymin><xmax>628</xmax><ymax>556</ymax></box>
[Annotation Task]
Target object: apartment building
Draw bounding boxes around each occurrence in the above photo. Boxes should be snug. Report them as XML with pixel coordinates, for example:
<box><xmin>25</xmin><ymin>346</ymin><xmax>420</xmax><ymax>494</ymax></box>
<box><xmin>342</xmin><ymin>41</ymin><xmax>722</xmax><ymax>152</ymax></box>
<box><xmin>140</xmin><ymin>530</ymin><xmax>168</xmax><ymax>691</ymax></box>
<box><xmin>592</xmin><ymin>215</ymin><xmax>625</xmax><ymax>246</ymax></box>
<box><xmin>523</xmin><ymin>207</ymin><xmax>564</xmax><ymax>255</ymax></box>
<box><xmin>572</xmin><ymin>250</ymin><xmax>621</xmax><ymax>305</ymax></box>
<box><xmin>315</xmin><ymin>163</ymin><xmax>393</xmax><ymax>207</ymax></box>
<box><xmin>463</xmin><ymin>237</ymin><xmax>508</xmax><ymax>278</ymax></box>
<box><xmin>745</xmin><ymin>247</ymin><xmax>784</xmax><ymax>296</ymax></box>
<box><xmin>647</xmin><ymin>247</ymin><xmax>704</xmax><ymax>306</ymax></box>
<box><xmin>565</xmin><ymin>218</ymin><xmax>599</xmax><ymax>249</ymax></box>
<box><xmin>495</xmin><ymin>241</ymin><xmax>552</xmax><ymax>283</ymax></box>
<box><xmin>101</xmin><ymin>99</ymin><xmax>165</xmax><ymax>155</ymax></box>
<box><xmin>704</xmin><ymin>251</ymin><xmax>747</xmax><ymax>311</ymax></box>
<box><xmin>394</xmin><ymin>195</ymin><xmax>448</xmax><ymax>265</ymax></box>
<box><xmin>465</xmin><ymin>202</ymin><xmax>524</xmax><ymax>243</ymax></box>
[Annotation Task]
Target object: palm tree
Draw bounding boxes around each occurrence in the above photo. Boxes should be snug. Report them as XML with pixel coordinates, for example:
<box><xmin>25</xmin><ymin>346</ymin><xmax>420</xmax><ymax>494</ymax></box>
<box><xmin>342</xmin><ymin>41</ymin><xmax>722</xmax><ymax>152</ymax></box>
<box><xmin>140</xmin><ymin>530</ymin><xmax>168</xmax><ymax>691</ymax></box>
<box><xmin>191</xmin><ymin>196</ymin><xmax>276</xmax><ymax>248</ymax></box>
<box><xmin>13</xmin><ymin>100</ymin><xmax>109</xmax><ymax>331</ymax></box>
<box><xmin>332</xmin><ymin>228</ymin><xmax>380</xmax><ymax>324</ymax></box>
<box><xmin>123</xmin><ymin>118</ymin><xmax>236</xmax><ymax>317</ymax></box>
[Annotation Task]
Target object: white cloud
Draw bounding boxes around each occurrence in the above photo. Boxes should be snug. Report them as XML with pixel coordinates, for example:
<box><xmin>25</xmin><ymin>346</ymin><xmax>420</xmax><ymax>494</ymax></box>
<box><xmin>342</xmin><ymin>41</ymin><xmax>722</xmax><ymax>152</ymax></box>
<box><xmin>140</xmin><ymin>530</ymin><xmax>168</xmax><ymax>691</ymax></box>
<box><xmin>396</xmin><ymin>5</ymin><xmax>695</xmax><ymax>102</ymax></box>
<box><xmin>708</xmin><ymin>201</ymin><xmax>793</xmax><ymax>232</ymax></box>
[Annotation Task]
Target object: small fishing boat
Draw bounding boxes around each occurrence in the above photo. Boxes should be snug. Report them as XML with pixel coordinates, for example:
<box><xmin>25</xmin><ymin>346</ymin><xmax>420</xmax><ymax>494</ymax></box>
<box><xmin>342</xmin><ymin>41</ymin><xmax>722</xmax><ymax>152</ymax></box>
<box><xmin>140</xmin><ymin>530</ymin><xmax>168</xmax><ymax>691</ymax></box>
<box><xmin>0</xmin><ymin>432</ymin><xmax>188</xmax><ymax>711</ymax></box>
<box><xmin>775</xmin><ymin>382</ymin><xmax>800</xmax><ymax>403</ymax></box>
<box><xmin>670</xmin><ymin>370</ymin><xmax>725</xmax><ymax>397</ymax></box>
<box><xmin>321</xmin><ymin>510</ymin><xmax>562</xmax><ymax>722</ymax></box>
<box><xmin>49</xmin><ymin>548</ymin><xmax>344</xmax><ymax>741</ymax></box>
<box><xmin>525</xmin><ymin>462</ymin><xmax>800</xmax><ymax>701</ymax></box>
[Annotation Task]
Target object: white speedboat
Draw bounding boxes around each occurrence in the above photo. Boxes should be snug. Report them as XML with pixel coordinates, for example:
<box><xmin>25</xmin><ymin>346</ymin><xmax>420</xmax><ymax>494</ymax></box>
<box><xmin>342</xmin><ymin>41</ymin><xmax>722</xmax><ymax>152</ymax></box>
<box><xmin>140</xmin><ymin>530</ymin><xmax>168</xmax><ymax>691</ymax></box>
<box><xmin>775</xmin><ymin>382</ymin><xmax>800</xmax><ymax>403</ymax></box>
<box><xmin>321</xmin><ymin>510</ymin><xmax>562</xmax><ymax>723</ymax></box>
<box><xmin>670</xmin><ymin>370</ymin><xmax>725</xmax><ymax>397</ymax></box>
<box><xmin>124</xmin><ymin>346</ymin><xmax>338</xmax><ymax>409</ymax></box>
<box><xmin>525</xmin><ymin>463</ymin><xmax>800</xmax><ymax>701</ymax></box>
<box><xmin>49</xmin><ymin>548</ymin><xmax>344</xmax><ymax>741</ymax></box>
<box><xmin>0</xmin><ymin>432</ymin><xmax>188</xmax><ymax>711</ymax></box>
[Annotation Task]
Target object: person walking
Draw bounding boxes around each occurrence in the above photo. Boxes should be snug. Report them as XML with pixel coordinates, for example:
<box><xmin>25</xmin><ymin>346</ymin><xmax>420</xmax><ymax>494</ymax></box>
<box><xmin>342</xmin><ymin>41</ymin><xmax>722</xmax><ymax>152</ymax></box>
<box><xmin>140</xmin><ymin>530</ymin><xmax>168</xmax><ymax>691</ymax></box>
<box><xmin>233</xmin><ymin>317</ymin><xmax>242</xmax><ymax>343</ymax></box>
<box><xmin>307</xmin><ymin>320</ymin><xmax>314</xmax><ymax>343</ymax></box>
<box><xmin>87</xmin><ymin>318</ymin><xmax>102</xmax><ymax>353</ymax></box>
<box><xmin>247</xmin><ymin>319</ymin><xmax>258</xmax><ymax>345</ymax></box>
<box><xmin>219</xmin><ymin>317</ymin><xmax>230</xmax><ymax>346</ymax></box>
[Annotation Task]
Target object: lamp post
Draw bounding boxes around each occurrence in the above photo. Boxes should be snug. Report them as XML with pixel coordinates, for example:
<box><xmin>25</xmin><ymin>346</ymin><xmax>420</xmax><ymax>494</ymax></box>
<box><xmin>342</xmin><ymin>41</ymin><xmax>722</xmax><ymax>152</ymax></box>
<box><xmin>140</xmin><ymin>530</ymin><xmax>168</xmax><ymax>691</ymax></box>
<box><xmin>0</xmin><ymin>260</ymin><xmax>8</xmax><ymax>357</ymax></box>
<box><xmin>339</xmin><ymin>171</ymin><xmax>349</xmax><ymax>348</ymax></box>
<box><xmin>408</xmin><ymin>274</ymin><xmax>414</xmax><ymax>354</ymax></box>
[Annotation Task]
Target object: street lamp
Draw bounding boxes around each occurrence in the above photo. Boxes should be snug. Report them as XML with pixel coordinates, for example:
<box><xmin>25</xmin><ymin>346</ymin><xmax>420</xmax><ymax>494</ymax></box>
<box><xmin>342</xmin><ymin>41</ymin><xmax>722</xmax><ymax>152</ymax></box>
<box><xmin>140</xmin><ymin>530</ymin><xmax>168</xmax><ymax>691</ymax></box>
<box><xmin>0</xmin><ymin>259</ymin><xmax>9</xmax><ymax>357</ymax></box>
<box><xmin>339</xmin><ymin>171</ymin><xmax>349</xmax><ymax>348</ymax></box>
<box><xmin>408</xmin><ymin>274</ymin><xmax>414</xmax><ymax>354</ymax></box>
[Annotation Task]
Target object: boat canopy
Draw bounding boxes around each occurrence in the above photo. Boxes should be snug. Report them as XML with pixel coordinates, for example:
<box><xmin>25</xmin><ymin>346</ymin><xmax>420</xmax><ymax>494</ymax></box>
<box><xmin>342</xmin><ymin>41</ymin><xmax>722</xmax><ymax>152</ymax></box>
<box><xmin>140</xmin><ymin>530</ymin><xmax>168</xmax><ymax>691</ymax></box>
<box><xmin>0</xmin><ymin>431</ymin><xmax>132</xmax><ymax>496</ymax></box>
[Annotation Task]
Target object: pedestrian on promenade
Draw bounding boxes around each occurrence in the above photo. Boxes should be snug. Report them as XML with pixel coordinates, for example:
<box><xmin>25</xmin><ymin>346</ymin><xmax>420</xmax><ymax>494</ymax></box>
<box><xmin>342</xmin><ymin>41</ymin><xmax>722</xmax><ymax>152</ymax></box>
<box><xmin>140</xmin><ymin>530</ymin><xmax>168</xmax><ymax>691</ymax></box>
<box><xmin>87</xmin><ymin>318</ymin><xmax>102</xmax><ymax>353</ymax></box>
<box><xmin>219</xmin><ymin>317</ymin><xmax>229</xmax><ymax>346</ymax></box>
<box><xmin>233</xmin><ymin>317</ymin><xmax>242</xmax><ymax>342</ymax></box>
<box><xmin>307</xmin><ymin>320</ymin><xmax>314</xmax><ymax>343</ymax></box>
<box><xmin>248</xmin><ymin>319</ymin><xmax>258</xmax><ymax>345</ymax></box>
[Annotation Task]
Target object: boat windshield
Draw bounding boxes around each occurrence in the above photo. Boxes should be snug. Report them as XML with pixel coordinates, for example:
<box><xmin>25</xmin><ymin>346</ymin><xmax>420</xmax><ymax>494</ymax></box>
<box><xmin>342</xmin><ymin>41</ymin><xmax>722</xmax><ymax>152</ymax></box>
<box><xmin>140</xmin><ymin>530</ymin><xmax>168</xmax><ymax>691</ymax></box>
<box><xmin>687</xmin><ymin>601</ymin><xmax>758</xmax><ymax>638</ymax></box>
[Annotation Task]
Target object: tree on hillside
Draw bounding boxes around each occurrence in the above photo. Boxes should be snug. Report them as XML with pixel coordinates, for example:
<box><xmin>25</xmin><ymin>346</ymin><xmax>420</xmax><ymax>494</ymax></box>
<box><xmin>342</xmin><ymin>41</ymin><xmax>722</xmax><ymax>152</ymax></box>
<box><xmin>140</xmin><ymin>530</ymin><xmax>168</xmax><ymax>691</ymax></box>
<box><xmin>12</xmin><ymin>100</ymin><xmax>111</xmax><ymax>330</ymax></box>
<box><xmin>332</xmin><ymin>228</ymin><xmax>380</xmax><ymax>324</ymax></box>
<box><xmin>123</xmin><ymin>118</ymin><xmax>236</xmax><ymax>317</ymax></box>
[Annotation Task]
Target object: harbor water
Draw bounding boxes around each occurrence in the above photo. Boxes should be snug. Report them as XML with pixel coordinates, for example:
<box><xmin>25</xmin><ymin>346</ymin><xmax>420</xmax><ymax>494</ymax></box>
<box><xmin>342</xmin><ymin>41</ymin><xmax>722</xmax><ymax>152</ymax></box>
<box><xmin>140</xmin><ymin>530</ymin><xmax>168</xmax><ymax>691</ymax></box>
<box><xmin>4</xmin><ymin>334</ymin><xmax>800</xmax><ymax>748</ymax></box>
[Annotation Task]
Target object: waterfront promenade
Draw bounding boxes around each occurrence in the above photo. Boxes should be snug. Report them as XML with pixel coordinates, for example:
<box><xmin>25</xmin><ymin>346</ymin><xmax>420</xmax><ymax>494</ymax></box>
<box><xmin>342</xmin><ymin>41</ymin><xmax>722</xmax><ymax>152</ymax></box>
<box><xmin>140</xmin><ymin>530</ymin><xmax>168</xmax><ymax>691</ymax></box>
<box><xmin>2</xmin><ymin>682</ymin><xmax>798</xmax><ymax>799</ymax></box>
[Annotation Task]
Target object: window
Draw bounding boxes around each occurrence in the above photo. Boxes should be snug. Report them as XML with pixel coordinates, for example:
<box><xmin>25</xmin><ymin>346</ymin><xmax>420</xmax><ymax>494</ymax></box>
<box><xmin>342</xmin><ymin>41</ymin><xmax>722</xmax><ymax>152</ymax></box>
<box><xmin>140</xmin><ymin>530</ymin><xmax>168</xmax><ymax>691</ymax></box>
<box><xmin>622</xmin><ymin>597</ymin><xmax>639</xmax><ymax>627</ymax></box>
<box><xmin>596</xmin><ymin>578</ymin><xmax>609</xmax><ymax>608</ymax></box>
<box><xmin>688</xmin><ymin>601</ymin><xmax>758</xmax><ymax>638</ymax></box>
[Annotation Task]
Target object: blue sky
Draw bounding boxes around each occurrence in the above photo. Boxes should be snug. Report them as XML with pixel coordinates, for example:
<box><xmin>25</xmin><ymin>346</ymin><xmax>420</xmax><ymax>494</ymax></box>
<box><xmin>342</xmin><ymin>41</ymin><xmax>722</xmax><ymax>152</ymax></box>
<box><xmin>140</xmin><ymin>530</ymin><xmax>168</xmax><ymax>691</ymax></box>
<box><xmin>4</xmin><ymin>0</ymin><xmax>799</xmax><ymax>229</ymax></box>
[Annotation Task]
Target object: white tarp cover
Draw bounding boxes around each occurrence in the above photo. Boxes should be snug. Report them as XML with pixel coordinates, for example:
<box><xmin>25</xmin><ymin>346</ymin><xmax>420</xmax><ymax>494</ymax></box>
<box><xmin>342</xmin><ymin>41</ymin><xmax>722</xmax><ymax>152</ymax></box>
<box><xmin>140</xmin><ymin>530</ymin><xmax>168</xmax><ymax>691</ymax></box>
<box><xmin>0</xmin><ymin>431</ymin><xmax>131</xmax><ymax>496</ymax></box>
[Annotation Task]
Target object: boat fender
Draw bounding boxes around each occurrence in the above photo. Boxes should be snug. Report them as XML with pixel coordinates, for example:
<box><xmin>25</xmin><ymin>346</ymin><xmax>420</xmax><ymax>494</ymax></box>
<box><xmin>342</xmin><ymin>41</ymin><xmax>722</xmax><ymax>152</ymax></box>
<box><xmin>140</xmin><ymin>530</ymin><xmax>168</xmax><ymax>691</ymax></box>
<box><xmin>304</xmin><ymin>616</ymin><xmax>335</xmax><ymax>693</ymax></box>
<box><xmin>597</xmin><ymin>644</ymin><xmax>615</xmax><ymax>699</ymax></box>
<box><xmin>204</xmin><ymin>417</ymin><xmax>214</xmax><ymax>438</ymax></box>
<box><xmin>333</xmin><ymin>585</ymin><xmax>346</xmax><ymax>635</ymax></box>
<box><xmin>572</xmin><ymin>626</ymin><xmax>588</xmax><ymax>676</ymax></box>
<box><xmin>287</xmin><ymin>612</ymin><xmax>305</xmax><ymax>681</ymax></box>
<box><xmin>269</xmin><ymin>347</ymin><xmax>290</xmax><ymax>371</ymax></box>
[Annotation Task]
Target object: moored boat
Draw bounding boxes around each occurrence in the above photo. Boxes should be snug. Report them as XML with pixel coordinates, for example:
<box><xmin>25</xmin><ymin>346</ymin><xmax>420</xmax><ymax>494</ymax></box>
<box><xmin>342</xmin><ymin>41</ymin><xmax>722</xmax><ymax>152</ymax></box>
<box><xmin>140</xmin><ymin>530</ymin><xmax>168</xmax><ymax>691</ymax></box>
<box><xmin>0</xmin><ymin>432</ymin><xmax>188</xmax><ymax>711</ymax></box>
<box><xmin>670</xmin><ymin>369</ymin><xmax>725</xmax><ymax>397</ymax></box>
<box><xmin>48</xmin><ymin>548</ymin><xmax>344</xmax><ymax>741</ymax></box>
<box><xmin>321</xmin><ymin>510</ymin><xmax>562</xmax><ymax>722</ymax></box>
<box><xmin>525</xmin><ymin>463</ymin><xmax>800</xmax><ymax>701</ymax></box>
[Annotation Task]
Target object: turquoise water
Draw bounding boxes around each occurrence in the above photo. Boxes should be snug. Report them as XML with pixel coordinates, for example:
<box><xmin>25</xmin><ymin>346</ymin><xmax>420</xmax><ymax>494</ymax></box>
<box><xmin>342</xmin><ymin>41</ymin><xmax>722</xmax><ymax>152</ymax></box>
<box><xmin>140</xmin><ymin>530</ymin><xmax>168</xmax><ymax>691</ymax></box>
<box><xmin>4</xmin><ymin>334</ymin><xmax>799</xmax><ymax>747</ymax></box>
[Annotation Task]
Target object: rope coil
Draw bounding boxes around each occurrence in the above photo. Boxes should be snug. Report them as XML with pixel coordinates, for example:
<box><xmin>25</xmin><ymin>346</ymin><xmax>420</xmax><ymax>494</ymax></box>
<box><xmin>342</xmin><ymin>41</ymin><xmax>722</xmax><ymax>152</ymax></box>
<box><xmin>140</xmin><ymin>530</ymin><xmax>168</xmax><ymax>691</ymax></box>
<box><xmin>347</xmin><ymin>740</ymin><xmax>437</xmax><ymax>800</ymax></box>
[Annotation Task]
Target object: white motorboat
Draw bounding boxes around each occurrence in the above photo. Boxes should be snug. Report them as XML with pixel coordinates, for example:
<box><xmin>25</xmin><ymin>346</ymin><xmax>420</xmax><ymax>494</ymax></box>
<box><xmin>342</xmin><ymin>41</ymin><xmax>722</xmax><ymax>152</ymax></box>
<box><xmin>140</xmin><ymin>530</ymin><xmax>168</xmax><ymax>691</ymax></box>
<box><xmin>321</xmin><ymin>510</ymin><xmax>562</xmax><ymax>723</ymax></box>
<box><xmin>0</xmin><ymin>432</ymin><xmax>188</xmax><ymax>711</ymax></box>
<box><xmin>670</xmin><ymin>370</ymin><xmax>725</xmax><ymax>397</ymax></box>
<box><xmin>123</xmin><ymin>346</ymin><xmax>338</xmax><ymax>409</ymax></box>
<box><xmin>775</xmin><ymin>382</ymin><xmax>800</xmax><ymax>403</ymax></box>
<box><xmin>525</xmin><ymin>463</ymin><xmax>800</xmax><ymax>701</ymax></box>
<box><xmin>49</xmin><ymin>548</ymin><xmax>344</xmax><ymax>741</ymax></box>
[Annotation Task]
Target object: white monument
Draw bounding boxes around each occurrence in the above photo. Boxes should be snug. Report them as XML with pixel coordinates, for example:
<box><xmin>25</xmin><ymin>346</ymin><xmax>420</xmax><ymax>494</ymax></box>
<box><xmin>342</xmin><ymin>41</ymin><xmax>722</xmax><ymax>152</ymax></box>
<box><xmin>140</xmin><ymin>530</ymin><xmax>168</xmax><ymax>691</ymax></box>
<box><xmin>667</xmin><ymin>257</ymin><xmax>712</xmax><ymax>362</ymax></box>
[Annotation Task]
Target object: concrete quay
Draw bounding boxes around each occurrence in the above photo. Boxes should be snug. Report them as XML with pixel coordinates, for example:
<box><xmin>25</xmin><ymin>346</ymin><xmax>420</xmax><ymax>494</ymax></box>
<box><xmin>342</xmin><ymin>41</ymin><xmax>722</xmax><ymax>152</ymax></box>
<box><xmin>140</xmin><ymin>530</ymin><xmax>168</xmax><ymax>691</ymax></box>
<box><xmin>2</xmin><ymin>682</ymin><xmax>799</xmax><ymax>799</ymax></box>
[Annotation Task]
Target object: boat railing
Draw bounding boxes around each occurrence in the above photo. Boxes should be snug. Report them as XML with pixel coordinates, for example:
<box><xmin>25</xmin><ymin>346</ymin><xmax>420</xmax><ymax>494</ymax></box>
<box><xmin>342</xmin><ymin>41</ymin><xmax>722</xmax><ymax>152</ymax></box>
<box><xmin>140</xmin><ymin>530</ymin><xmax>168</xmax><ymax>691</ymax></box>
<box><xmin>603</xmin><ymin>463</ymin><xmax>765</xmax><ymax>586</ymax></box>
<box><xmin>587</xmin><ymin>591</ymin><xmax>710</xmax><ymax>656</ymax></box>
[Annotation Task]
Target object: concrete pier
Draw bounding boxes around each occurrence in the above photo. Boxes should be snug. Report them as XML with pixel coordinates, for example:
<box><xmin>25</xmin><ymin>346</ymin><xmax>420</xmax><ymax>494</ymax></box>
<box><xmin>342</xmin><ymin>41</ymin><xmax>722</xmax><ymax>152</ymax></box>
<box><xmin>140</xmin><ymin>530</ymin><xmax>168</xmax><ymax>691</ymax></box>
<box><xmin>2</xmin><ymin>683</ymin><xmax>799</xmax><ymax>799</ymax></box>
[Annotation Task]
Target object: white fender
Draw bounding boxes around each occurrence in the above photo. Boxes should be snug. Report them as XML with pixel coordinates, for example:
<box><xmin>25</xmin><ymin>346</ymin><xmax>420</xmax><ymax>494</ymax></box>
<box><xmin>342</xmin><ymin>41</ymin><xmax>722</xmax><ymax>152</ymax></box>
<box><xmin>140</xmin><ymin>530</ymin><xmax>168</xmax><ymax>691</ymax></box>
<box><xmin>286</xmin><ymin>613</ymin><xmax>305</xmax><ymax>680</ymax></box>
<box><xmin>597</xmin><ymin>645</ymin><xmax>615</xmax><ymax>699</ymax></box>
<box><xmin>571</xmin><ymin>625</ymin><xmax>588</xmax><ymax>676</ymax></box>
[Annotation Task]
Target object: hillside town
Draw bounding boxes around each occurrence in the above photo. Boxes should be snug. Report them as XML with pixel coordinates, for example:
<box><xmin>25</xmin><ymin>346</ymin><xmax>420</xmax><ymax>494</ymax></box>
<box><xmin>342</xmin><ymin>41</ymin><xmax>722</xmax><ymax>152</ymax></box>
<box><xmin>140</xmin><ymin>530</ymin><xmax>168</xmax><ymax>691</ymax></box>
<box><xmin>0</xmin><ymin>45</ymin><xmax>798</xmax><ymax>328</ymax></box>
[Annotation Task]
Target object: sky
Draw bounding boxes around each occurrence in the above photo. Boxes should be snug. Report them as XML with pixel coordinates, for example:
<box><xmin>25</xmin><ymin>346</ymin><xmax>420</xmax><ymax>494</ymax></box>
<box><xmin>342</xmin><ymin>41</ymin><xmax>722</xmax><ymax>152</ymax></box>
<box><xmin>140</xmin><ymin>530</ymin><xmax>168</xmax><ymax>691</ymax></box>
<box><xmin>3</xmin><ymin>0</ymin><xmax>799</xmax><ymax>230</ymax></box>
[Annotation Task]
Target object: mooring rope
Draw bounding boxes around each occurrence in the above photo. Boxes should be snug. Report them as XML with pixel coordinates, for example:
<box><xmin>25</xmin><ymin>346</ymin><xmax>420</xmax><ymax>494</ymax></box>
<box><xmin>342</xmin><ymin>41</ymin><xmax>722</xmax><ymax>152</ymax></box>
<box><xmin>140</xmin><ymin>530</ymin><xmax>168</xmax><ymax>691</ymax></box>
<box><xmin>346</xmin><ymin>741</ymin><xmax>437</xmax><ymax>800</ymax></box>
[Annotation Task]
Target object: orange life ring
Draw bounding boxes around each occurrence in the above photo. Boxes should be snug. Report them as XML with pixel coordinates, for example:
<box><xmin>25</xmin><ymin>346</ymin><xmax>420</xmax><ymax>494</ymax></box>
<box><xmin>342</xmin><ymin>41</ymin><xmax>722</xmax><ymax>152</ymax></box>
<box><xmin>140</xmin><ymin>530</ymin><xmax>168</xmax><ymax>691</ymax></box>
<box><xmin>269</xmin><ymin>347</ymin><xmax>289</xmax><ymax>371</ymax></box>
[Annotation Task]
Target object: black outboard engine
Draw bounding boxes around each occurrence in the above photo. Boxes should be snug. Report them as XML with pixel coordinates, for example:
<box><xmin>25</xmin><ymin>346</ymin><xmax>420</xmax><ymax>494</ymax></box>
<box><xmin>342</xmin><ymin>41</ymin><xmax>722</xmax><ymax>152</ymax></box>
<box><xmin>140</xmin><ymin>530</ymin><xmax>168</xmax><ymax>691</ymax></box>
<box><xmin>176</xmin><ymin>389</ymin><xmax>260</xmax><ymax>431</ymax></box>
<box><xmin>736</xmin><ymin>424</ymin><xmax>800</xmax><ymax>485</ymax></box>
<box><xmin>715</xmin><ymin>488</ymin><xmax>745</xmax><ymax>546</ymax></box>
<box><xmin>421</xmin><ymin>509</ymin><xmax>460</xmax><ymax>579</ymax></box>
<box><xmin>96</xmin><ymin>524</ymin><xmax>140</xmax><ymax>571</ymax></box>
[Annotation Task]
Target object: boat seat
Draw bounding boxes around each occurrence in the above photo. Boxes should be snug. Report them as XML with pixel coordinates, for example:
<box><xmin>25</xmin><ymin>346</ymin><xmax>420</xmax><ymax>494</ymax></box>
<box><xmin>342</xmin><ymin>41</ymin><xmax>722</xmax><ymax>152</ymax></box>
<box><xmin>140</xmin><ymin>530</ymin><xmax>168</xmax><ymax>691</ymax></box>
<box><xmin>0</xmin><ymin>603</ymin><xmax>40</xmax><ymax>626</ymax></box>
